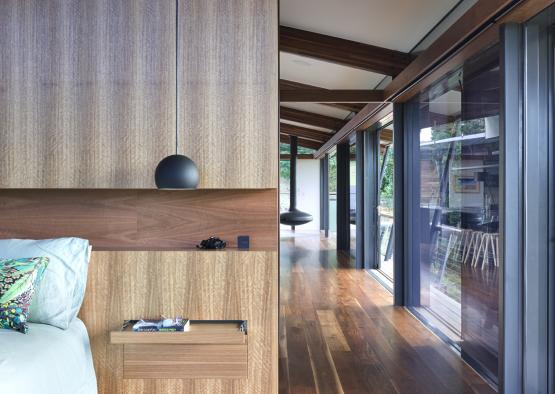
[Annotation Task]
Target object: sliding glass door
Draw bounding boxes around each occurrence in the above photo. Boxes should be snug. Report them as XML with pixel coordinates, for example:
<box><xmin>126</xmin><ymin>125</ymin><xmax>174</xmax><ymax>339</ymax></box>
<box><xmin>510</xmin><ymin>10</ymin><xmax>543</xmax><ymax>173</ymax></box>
<box><xmin>409</xmin><ymin>44</ymin><xmax>500</xmax><ymax>385</ymax></box>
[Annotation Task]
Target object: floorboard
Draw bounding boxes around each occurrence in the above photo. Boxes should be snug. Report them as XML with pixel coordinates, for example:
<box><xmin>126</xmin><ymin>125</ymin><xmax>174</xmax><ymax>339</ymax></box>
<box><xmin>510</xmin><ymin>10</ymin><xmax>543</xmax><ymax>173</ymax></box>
<box><xmin>279</xmin><ymin>230</ymin><xmax>496</xmax><ymax>394</ymax></box>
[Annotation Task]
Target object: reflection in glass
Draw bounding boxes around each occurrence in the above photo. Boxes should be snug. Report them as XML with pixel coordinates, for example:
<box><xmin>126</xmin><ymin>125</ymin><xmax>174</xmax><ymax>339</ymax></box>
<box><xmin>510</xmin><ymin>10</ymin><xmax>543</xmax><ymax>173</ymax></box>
<box><xmin>416</xmin><ymin>45</ymin><xmax>499</xmax><ymax>385</ymax></box>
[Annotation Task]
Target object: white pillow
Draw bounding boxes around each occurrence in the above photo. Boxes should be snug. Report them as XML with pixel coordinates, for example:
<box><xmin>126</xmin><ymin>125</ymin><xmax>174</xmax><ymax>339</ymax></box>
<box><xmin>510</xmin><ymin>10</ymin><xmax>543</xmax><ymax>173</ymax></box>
<box><xmin>0</xmin><ymin>237</ymin><xmax>91</xmax><ymax>329</ymax></box>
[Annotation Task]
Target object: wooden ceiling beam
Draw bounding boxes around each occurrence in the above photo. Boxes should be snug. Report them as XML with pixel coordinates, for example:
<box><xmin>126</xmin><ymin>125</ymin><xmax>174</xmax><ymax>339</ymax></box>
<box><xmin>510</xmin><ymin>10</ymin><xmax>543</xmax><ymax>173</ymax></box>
<box><xmin>312</xmin><ymin>0</ymin><xmax>554</xmax><ymax>159</ymax></box>
<box><xmin>280</xmin><ymin>88</ymin><xmax>384</xmax><ymax>103</ymax></box>
<box><xmin>280</xmin><ymin>134</ymin><xmax>322</xmax><ymax>150</ymax></box>
<box><xmin>314</xmin><ymin>103</ymin><xmax>390</xmax><ymax>158</ymax></box>
<box><xmin>280</xmin><ymin>123</ymin><xmax>332</xmax><ymax>143</ymax></box>
<box><xmin>380</xmin><ymin>128</ymin><xmax>393</xmax><ymax>143</ymax></box>
<box><xmin>280</xmin><ymin>25</ymin><xmax>414</xmax><ymax>76</ymax></box>
<box><xmin>280</xmin><ymin>106</ymin><xmax>345</xmax><ymax>130</ymax></box>
<box><xmin>280</xmin><ymin>154</ymin><xmax>315</xmax><ymax>160</ymax></box>
<box><xmin>280</xmin><ymin>79</ymin><xmax>366</xmax><ymax>112</ymax></box>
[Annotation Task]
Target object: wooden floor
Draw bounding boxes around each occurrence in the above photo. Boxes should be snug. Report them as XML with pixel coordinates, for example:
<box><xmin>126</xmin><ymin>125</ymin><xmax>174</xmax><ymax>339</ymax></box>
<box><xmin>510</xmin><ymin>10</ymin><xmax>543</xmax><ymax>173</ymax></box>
<box><xmin>279</xmin><ymin>230</ymin><xmax>495</xmax><ymax>394</ymax></box>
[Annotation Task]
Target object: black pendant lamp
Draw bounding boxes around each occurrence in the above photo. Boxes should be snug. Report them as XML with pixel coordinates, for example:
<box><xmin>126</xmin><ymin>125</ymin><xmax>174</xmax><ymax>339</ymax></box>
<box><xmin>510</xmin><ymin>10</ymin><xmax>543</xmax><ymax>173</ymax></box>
<box><xmin>280</xmin><ymin>136</ymin><xmax>313</xmax><ymax>228</ymax></box>
<box><xmin>155</xmin><ymin>0</ymin><xmax>199</xmax><ymax>189</ymax></box>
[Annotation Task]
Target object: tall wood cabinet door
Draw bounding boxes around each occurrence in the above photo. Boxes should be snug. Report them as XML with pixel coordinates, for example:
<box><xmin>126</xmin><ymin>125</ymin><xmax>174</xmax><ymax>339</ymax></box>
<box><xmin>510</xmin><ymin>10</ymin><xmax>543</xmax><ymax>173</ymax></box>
<box><xmin>180</xmin><ymin>0</ymin><xmax>279</xmax><ymax>189</ymax></box>
<box><xmin>0</xmin><ymin>0</ymin><xmax>175</xmax><ymax>188</ymax></box>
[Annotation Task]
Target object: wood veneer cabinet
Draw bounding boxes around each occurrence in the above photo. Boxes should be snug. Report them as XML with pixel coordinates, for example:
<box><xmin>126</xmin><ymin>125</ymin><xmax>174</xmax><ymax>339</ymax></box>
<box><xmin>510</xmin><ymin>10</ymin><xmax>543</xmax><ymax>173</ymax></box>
<box><xmin>110</xmin><ymin>322</ymin><xmax>248</xmax><ymax>379</ymax></box>
<box><xmin>0</xmin><ymin>0</ymin><xmax>174</xmax><ymax>188</ymax></box>
<box><xmin>79</xmin><ymin>250</ymin><xmax>278</xmax><ymax>394</ymax></box>
<box><xmin>0</xmin><ymin>0</ymin><xmax>278</xmax><ymax>189</ymax></box>
<box><xmin>180</xmin><ymin>0</ymin><xmax>279</xmax><ymax>188</ymax></box>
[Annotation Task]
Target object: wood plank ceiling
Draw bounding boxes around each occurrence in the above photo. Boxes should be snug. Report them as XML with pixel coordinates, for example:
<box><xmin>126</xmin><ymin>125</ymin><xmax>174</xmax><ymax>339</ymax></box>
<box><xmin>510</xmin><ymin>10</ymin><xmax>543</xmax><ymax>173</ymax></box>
<box><xmin>279</xmin><ymin>0</ymin><xmax>462</xmax><ymax>151</ymax></box>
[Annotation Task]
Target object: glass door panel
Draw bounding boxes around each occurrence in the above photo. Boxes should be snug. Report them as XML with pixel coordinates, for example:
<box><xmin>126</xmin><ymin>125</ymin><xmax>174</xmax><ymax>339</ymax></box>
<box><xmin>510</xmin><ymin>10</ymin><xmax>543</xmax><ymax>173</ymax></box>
<box><xmin>415</xmin><ymin>45</ymin><xmax>500</xmax><ymax>385</ymax></box>
<box><xmin>349</xmin><ymin>143</ymin><xmax>357</xmax><ymax>257</ymax></box>
<box><xmin>378</xmin><ymin>129</ymin><xmax>394</xmax><ymax>279</ymax></box>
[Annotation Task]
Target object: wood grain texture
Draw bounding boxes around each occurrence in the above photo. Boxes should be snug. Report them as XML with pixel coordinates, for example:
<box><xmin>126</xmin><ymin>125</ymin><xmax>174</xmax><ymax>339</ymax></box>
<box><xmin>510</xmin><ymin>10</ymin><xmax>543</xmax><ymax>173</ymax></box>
<box><xmin>280</xmin><ymin>89</ymin><xmax>384</xmax><ymax>103</ymax></box>
<box><xmin>279</xmin><ymin>26</ymin><xmax>414</xmax><ymax>76</ymax></box>
<box><xmin>313</xmin><ymin>103</ymin><xmax>388</xmax><ymax>158</ymax></box>
<box><xmin>280</xmin><ymin>134</ymin><xmax>322</xmax><ymax>151</ymax></box>
<box><xmin>280</xmin><ymin>80</ymin><xmax>365</xmax><ymax>113</ymax></box>
<box><xmin>123</xmin><ymin>344</ymin><xmax>248</xmax><ymax>379</ymax></box>
<box><xmin>280</xmin><ymin>123</ymin><xmax>332</xmax><ymax>143</ymax></box>
<box><xmin>79</xmin><ymin>250</ymin><xmax>278</xmax><ymax>394</ymax></box>
<box><xmin>111</xmin><ymin>322</ymin><xmax>247</xmax><ymax>345</ymax></box>
<box><xmin>0</xmin><ymin>0</ymin><xmax>175</xmax><ymax>188</ymax></box>
<box><xmin>280</xmin><ymin>107</ymin><xmax>345</xmax><ymax>131</ymax></box>
<box><xmin>0</xmin><ymin>189</ymin><xmax>278</xmax><ymax>250</ymax></box>
<box><xmin>279</xmin><ymin>231</ymin><xmax>495</xmax><ymax>394</ymax></box>
<box><xmin>181</xmin><ymin>0</ymin><xmax>279</xmax><ymax>189</ymax></box>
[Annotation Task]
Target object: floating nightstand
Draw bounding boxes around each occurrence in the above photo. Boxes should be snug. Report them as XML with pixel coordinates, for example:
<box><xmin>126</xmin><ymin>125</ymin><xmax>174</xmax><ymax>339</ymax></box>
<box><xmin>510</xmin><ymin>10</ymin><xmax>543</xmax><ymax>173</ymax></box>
<box><xmin>110</xmin><ymin>320</ymin><xmax>248</xmax><ymax>379</ymax></box>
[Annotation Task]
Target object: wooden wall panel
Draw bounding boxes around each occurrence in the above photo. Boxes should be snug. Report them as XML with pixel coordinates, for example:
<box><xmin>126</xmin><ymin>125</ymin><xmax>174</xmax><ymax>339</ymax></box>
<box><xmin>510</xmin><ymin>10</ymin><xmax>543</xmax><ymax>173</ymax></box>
<box><xmin>0</xmin><ymin>189</ymin><xmax>278</xmax><ymax>250</ymax></box>
<box><xmin>180</xmin><ymin>0</ymin><xmax>279</xmax><ymax>188</ymax></box>
<box><xmin>79</xmin><ymin>251</ymin><xmax>278</xmax><ymax>394</ymax></box>
<box><xmin>0</xmin><ymin>0</ymin><xmax>278</xmax><ymax>189</ymax></box>
<box><xmin>0</xmin><ymin>0</ymin><xmax>175</xmax><ymax>188</ymax></box>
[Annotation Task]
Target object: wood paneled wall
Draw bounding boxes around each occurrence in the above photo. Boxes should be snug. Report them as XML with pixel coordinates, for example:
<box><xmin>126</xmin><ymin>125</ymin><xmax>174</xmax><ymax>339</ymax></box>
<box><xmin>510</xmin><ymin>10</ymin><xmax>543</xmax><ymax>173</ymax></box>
<box><xmin>0</xmin><ymin>0</ymin><xmax>175</xmax><ymax>188</ymax></box>
<box><xmin>79</xmin><ymin>250</ymin><xmax>278</xmax><ymax>394</ymax></box>
<box><xmin>0</xmin><ymin>189</ymin><xmax>278</xmax><ymax>250</ymax></box>
<box><xmin>0</xmin><ymin>0</ymin><xmax>278</xmax><ymax>189</ymax></box>
<box><xmin>0</xmin><ymin>1</ymin><xmax>279</xmax><ymax>393</ymax></box>
<box><xmin>181</xmin><ymin>0</ymin><xmax>279</xmax><ymax>188</ymax></box>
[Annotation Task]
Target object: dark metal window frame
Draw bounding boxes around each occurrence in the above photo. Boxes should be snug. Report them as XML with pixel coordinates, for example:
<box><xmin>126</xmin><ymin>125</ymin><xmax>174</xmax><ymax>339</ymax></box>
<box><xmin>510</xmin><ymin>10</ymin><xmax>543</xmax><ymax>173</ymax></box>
<box><xmin>499</xmin><ymin>22</ymin><xmax>524</xmax><ymax>394</ymax></box>
<box><xmin>355</xmin><ymin>131</ymin><xmax>365</xmax><ymax>268</ymax></box>
<box><xmin>393</xmin><ymin>101</ymin><xmax>421</xmax><ymax>307</ymax></box>
<box><xmin>336</xmin><ymin>143</ymin><xmax>350</xmax><ymax>251</ymax></box>
<box><xmin>320</xmin><ymin>154</ymin><xmax>329</xmax><ymax>237</ymax></box>
<box><xmin>520</xmin><ymin>8</ymin><xmax>555</xmax><ymax>392</ymax></box>
<box><xmin>357</xmin><ymin>117</ymin><xmax>396</xmax><ymax>274</ymax></box>
<box><xmin>390</xmin><ymin>20</ymin><xmax>554</xmax><ymax>392</ymax></box>
<box><xmin>362</xmin><ymin>126</ymin><xmax>379</xmax><ymax>270</ymax></box>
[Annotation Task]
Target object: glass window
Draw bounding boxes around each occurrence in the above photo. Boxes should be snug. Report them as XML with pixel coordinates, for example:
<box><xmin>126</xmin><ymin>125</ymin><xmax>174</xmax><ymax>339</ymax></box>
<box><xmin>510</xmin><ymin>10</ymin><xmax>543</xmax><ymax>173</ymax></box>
<box><xmin>378</xmin><ymin>129</ymin><xmax>394</xmax><ymax>279</ymax></box>
<box><xmin>328</xmin><ymin>152</ymin><xmax>337</xmax><ymax>237</ymax></box>
<box><xmin>415</xmin><ymin>45</ymin><xmax>500</xmax><ymax>384</ymax></box>
<box><xmin>279</xmin><ymin>144</ymin><xmax>290</xmax><ymax>214</ymax></box>
<box><xmin>349</xmin><ymin>143</ymin><xmax>357</xmax><ymax>256</ymax></box>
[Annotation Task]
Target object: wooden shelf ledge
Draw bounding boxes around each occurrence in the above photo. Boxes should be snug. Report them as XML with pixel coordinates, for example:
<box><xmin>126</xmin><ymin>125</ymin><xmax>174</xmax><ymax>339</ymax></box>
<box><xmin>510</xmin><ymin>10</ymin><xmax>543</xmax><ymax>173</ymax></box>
<box><xmin>110</xmin><ymin>321</ymin><xmax>247</xmax><ymax>345</ymax></box>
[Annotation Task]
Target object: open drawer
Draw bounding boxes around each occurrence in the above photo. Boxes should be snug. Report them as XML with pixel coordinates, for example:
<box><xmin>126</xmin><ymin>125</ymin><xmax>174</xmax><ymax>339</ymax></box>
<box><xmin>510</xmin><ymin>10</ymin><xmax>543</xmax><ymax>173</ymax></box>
<box><xmin>110</xmin><ymin>320</ymin><xmax>248</xmax><ymax>379</ymax></box>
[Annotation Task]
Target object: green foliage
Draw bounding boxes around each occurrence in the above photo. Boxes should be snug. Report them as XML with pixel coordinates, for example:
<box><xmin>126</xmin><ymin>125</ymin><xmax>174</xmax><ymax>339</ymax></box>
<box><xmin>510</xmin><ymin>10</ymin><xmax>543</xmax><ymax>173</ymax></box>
<box><xmin>328</xmin><ymin>154</ymin><xmax>337</xmax><ymax>193</ymax></box>
<box><xmin>379</xmin><ymin>147</ymin><xmax>394</xmax><ymax>209</ymax></box>
<box><xmin>280</xmin><ymin>160</ymin><xmax>290</xmax><ymax>190</ymax></box>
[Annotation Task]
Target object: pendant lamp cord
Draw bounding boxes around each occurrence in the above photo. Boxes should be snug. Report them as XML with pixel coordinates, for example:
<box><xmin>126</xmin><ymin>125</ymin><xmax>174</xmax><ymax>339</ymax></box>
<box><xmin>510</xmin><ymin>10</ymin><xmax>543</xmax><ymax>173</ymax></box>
<box><xmin>175</xmin><ymin>0</ymin><xmax>179</xmax><ymax>155</ymax></box>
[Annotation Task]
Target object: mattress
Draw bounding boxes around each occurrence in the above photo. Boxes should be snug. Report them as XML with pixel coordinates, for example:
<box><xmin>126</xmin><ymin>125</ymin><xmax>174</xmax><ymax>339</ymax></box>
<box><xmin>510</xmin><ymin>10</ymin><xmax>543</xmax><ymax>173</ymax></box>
<box><xmin>0</xmin><ymin>318</ymin><xmax>97</xmax><ymax>394</ymax></box>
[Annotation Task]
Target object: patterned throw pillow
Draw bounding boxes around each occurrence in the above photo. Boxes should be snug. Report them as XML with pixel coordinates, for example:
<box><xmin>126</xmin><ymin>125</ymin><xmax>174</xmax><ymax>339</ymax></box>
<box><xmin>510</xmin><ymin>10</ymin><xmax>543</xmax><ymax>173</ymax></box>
<box><xmin>0</xmin><ymin>257</ymin><xmax>49</xmax><ymax>333</ymax></box>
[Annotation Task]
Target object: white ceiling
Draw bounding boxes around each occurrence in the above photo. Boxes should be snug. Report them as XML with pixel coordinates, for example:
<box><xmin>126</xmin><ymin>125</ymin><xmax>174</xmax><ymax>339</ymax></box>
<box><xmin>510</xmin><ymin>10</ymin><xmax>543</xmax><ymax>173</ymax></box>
<box><xmin>279</xmin><ymin>0</ymin><xmax>465</xmax><ymax>138</ymax></box>
<box><xmin>281</xmin><ymin>52</ymin><xmax>384</xmax><ymax>89</ymax></box>
<box><xmin>280</xmin><ymin>0</ymin><xmax>460</xmax><ymax>52</ymax></box>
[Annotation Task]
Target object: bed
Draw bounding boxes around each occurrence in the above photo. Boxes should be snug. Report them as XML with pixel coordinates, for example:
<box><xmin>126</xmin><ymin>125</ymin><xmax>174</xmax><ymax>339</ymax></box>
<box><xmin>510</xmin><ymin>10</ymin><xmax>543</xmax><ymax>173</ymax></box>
<box><xmin>0</xmin><ymin>318</ymin><xmax>97</xmax><ymax>394</ymax></box>
<box><xmin>0</xmin><ymin>238</ymin><xmax>97</xmax><ymax>394</ymax></box>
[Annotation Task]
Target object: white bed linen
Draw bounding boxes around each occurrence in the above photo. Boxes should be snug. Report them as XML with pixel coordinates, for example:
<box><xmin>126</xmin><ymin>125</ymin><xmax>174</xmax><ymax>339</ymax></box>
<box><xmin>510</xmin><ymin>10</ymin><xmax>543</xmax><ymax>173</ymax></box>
<box><xmin>0</xmin><ymin>318</ymin><xmax>97</xmax><ymax>394</ymax></box>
